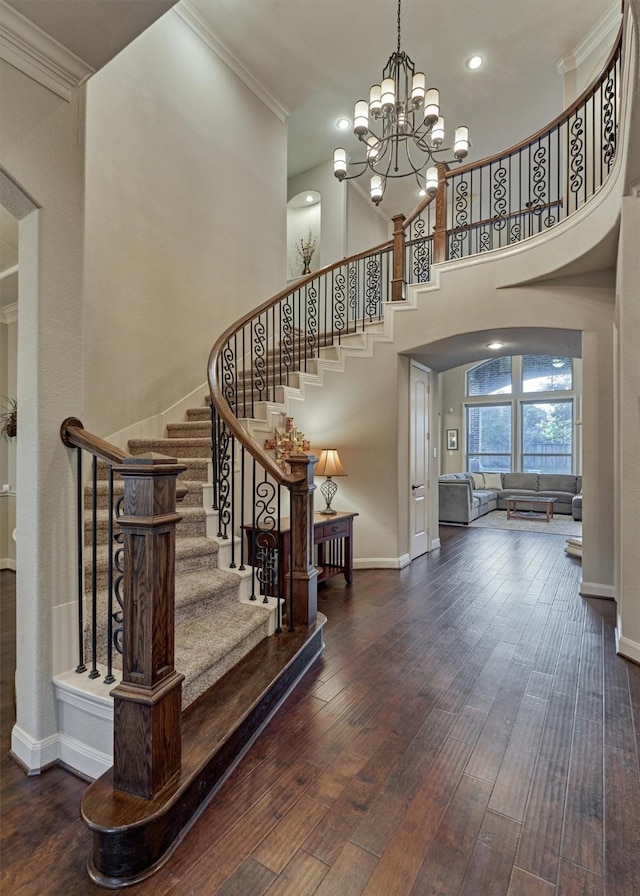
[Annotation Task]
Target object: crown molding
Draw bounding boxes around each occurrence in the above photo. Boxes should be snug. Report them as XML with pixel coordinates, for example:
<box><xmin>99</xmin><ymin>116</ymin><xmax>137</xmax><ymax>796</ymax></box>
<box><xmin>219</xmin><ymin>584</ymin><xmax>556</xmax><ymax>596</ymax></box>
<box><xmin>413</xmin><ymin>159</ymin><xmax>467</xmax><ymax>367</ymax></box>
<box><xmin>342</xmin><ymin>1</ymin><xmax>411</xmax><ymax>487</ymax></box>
<box><xmin>0</xmin><ymin>1</ymin><xmax>93</xmax><ymax>100</ymax></box>
<box><xmin>557</xmin><ymin>2</ymin><xmax>621</xmax><ymax>74</ymax></box>
<box><xmin>174</xmin><ymin>1</ymin><xmax>289</xmax><ymax>123</ymax></box>
<box><xmin>0</xmin><ymin>302</ymin><xmax>18</xmax><ymax>325</ymax></box>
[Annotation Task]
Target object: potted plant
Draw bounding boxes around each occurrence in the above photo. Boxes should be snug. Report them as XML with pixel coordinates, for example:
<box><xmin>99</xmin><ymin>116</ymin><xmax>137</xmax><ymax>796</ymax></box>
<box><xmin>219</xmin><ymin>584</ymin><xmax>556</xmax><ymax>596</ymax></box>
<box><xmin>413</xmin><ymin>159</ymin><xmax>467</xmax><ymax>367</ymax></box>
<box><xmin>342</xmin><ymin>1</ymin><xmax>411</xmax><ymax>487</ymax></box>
<box><xmin>1</xmin><ymin>396</ymin><xmax>17</xmax><ymax>440</ymax></box>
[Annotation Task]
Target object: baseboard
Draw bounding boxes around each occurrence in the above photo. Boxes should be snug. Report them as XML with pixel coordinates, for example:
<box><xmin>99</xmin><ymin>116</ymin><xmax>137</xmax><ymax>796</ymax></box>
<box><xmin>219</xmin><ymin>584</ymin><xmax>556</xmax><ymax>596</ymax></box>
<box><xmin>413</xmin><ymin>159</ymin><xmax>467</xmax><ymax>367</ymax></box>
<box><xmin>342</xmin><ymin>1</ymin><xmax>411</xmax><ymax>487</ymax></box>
<box><xmin>58</xmin><ymin>733</ymin><xmax>112</xmax><ymax>781</ymax></box>
<box><xmin>10</xmin><ymin>724</ymin><xmax>59</xmax><ymax>775</ymax></box>
<box><xmin>354</xmin><ymin>554</ymin><xmax>411</xmax><ymax>570</ymax></box>
<box><xmin>430</xmin><ymin>537</ymin><xmax>441</xmax><ymax>551</ymax></box>
<box><xmin>580</xmin><ymin>581</ymin><xmax>616</xmax><ymax>600</ymax></box>
<box><xmin>0</xmin><ymin>558</ymin><xmax>16</xmax><ymax>570</ymax></box>
<box><xmin>615</xmin><ymin>632</ymin><xmax>640</xmax><ymax>665</ymax></box>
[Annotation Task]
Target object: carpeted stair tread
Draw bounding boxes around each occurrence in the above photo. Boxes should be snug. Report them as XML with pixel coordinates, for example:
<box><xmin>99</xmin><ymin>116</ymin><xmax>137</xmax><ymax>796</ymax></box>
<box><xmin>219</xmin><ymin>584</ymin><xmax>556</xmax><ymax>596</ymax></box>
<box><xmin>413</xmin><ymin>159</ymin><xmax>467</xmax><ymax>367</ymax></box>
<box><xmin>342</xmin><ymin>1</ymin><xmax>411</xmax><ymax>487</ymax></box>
<box><xmin>85</xmin><ymin>505</ymin><xmax>207</xmax><ymax>545</ymax></box>
<box><xmin>128</xmin><ymin>437</ymin><xmax>211</xmax><ymax>459</ymax></box>
<box><xmin>177</xmin><ymin>603</ymin><xmax>271</xmax><ymax>708</ymax></box>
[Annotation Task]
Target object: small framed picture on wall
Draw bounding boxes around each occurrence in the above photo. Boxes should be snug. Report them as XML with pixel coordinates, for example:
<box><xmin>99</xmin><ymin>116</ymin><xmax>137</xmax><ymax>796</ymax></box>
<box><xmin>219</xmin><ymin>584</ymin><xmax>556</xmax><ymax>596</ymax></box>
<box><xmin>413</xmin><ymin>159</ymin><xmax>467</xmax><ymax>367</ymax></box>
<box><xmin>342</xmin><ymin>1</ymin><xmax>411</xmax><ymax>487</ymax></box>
<box><xmin>446</xmin><ymin>429</ymin><xmax>459</xmax><ymax>451</ymax></box>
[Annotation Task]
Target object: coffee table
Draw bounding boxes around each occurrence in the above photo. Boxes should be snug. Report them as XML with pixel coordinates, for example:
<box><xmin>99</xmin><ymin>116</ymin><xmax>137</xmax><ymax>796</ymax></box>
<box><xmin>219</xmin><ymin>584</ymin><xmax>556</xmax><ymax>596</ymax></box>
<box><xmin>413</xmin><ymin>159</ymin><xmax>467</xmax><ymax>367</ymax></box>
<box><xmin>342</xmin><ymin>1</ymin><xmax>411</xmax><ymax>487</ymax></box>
<box><xmin>506</xmin><ymin>495</ymin><xmax>557</xmax><ymax>522</ymax></box>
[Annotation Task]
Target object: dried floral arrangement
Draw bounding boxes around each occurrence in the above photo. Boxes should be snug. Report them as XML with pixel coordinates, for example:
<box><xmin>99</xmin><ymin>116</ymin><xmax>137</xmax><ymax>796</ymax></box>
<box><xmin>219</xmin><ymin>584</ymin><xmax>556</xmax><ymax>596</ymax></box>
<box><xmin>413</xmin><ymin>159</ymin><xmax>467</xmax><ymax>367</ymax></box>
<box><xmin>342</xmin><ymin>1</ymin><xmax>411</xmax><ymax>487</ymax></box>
<box><xmin>295</xmin><ymin>230</ymin><xmax>318</xmax><ymax>274</ymax></box>
<box><xmin>264</xmin><ymin>417</ymin><xmax>310</xmax><ymax>471</ymax></box>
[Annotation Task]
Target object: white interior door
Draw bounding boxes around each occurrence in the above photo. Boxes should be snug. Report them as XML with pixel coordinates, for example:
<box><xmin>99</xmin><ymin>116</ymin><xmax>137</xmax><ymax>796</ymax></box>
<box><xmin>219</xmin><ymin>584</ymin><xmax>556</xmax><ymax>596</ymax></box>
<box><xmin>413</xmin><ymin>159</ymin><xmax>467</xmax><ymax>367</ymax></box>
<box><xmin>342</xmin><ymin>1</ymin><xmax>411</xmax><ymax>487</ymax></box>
<box><xmin>410</xmin><ymin>361</ymin><xmax>430</xmax><ymax>559</ymax></box>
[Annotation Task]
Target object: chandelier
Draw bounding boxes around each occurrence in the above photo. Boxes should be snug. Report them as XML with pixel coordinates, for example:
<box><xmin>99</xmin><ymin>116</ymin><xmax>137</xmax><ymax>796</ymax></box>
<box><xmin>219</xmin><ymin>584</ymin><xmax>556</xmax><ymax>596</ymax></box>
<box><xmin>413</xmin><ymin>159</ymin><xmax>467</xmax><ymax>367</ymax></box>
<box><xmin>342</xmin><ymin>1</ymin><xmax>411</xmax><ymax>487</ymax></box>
<box><xmin>333</xmin><ymin>0</ymin><xmax>470</xmax><ymax>205</ymax></box>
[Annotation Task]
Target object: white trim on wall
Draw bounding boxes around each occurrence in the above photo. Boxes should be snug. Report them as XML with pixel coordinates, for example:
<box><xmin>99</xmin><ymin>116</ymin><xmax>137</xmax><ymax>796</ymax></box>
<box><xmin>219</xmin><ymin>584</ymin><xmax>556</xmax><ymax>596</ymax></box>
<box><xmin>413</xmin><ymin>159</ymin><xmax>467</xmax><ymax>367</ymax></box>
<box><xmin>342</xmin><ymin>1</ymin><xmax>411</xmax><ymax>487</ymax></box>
<box><xmin>354</xmin><ymin>554</ymin><xmax>411</xmax><ymax>570</ymax></box>
<box><xmin>0</xmin><ymin>295</ymin><xmax>17</xmax><ymax>327</ymax></box>
<box><xmin>0</xmin><ymin>1</ymin><xmax>93</xmax><ymax>100</ymax></box>
<box><xmin>580</xmin><ymin>580</ymin><xmax>616</xmax><ymax>600</ymax></box>
<box><xmin>174</xmin><ymin>1</ymin><xmax>289</xmax><ymax>123</ymax></box>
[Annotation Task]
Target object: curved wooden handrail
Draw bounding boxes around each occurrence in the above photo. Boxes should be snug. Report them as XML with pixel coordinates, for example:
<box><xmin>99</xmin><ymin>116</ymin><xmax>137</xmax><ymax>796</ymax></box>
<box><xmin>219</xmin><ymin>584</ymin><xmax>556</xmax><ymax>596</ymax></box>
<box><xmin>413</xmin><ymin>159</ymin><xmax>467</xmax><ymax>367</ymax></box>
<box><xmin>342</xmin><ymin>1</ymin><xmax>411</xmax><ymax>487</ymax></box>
<box><xmin>445</xmin><ymin>22</ymin><xmax>623</xmax><ymax>182</ymax></box>
<box><xmin>61</xmin><ymin>417</ymin><xmax>130</xmax><ymax>466</ymax></box>
<box><xmin>207</xmin><ymin>238</ymin><xmax>393</xmax><ymax>484</ymax></box>
<box><xmin>403</xmin><ymin>189</ymin><xmax>437</xmax><ymax>229</ymax></box>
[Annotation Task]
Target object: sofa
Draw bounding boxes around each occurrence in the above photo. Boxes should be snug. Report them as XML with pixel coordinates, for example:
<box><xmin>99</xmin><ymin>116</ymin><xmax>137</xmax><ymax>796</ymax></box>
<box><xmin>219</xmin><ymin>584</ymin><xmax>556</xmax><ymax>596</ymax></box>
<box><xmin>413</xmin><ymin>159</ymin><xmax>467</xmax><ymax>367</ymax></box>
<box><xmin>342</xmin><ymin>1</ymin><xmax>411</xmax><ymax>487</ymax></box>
<box><xmin>439</xmin><ymin>471</ymin><xmax>582</xmax><ymax>525</ymax></box>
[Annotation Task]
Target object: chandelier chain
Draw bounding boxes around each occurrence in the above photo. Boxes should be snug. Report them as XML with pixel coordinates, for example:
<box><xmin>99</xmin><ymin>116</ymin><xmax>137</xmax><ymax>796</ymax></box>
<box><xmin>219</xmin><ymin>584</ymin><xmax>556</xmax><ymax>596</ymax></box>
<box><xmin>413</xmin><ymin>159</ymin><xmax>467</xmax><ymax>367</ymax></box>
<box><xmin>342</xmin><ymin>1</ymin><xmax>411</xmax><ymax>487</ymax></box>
<box><xmin>397</xmin><ymin>0</ymin><xmax>402</xmax><ymax>55</ymax></box>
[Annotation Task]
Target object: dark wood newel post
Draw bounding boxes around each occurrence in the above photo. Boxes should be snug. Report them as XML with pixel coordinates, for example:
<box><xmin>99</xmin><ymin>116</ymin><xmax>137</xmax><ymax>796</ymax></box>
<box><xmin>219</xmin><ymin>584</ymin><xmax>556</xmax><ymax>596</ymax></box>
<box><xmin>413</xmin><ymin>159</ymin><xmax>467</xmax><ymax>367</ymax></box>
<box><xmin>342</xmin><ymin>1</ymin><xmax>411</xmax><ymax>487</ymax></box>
<box><xmin>391</xmin><ymin>212</ymin><xmax>406</xmax><ymax>302</ymax></box>
<box><xmin>288</xmin><ymin>454</ymin><xmax>319</xmax><ymax>628</ymax></box>
<box><xmin>433</xmin><ymin>163</ymin><xmax>449</xmax><ymax>264</ymax></box>
<box><xmin>109</xmin><ymin>453</ymin><xmax>187</xmax><ymax>800</ymax></box>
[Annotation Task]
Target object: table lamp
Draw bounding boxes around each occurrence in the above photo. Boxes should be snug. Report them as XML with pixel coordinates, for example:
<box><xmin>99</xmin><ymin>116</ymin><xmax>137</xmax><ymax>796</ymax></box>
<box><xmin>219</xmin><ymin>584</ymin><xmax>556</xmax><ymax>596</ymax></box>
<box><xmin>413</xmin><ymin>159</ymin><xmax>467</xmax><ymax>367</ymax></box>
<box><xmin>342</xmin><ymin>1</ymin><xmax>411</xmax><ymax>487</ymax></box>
<box><xmin>315</xmin><ymin>449</ymin><xmax>347</xmax><ymax>515</ymax></box>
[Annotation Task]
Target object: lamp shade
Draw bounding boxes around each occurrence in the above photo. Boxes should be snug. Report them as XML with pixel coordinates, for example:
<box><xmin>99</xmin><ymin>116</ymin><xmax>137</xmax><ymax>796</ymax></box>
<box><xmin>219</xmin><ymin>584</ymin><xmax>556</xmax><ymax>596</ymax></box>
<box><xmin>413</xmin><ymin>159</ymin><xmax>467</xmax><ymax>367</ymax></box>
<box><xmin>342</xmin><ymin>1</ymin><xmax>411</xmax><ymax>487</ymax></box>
<box><xmin>315</xmin><ymin>449</ymin><xmax>347</xmax><ymax>477</ymax></box>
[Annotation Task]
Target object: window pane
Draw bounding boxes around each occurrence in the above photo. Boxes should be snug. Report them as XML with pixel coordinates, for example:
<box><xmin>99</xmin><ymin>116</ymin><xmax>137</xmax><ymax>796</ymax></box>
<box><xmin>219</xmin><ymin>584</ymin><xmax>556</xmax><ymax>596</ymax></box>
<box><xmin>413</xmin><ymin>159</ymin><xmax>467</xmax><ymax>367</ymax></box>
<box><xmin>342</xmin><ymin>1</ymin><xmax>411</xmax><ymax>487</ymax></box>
<box><xmin>467</xmin><ymin>357</ymin><xmax>512</xmax><ymax>396</ymax></box>
<box><xmin>521</xmin><ymin>400</ymin><xmax>573</xmax><ymax>473</ymax></box>
<box><xmin>466</xmin><ymin>404</ymin><xmax>511</xmax><ymax>471</ymax></box>
<box><xmin>522</xmin><ymin>355</ymin><xmax>572</xmax><ymax>392</ymax></box>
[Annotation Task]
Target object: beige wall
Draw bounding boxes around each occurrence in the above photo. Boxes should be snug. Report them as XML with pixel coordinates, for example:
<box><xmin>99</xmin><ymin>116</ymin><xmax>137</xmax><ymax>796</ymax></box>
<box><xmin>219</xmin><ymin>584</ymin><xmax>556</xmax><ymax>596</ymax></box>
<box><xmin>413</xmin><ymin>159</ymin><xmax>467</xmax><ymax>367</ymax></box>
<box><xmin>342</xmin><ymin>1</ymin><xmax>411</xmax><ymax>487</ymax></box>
<box><xmin>0</xmin><ymin>58</ymin><xmax>85</xmax><ymax>765</ymax></box>
<box><xmin>346</xmin><ymin>184</ymin><xmax>390</xmax><ymax>258</ymax></box>
<box><xmin>615</xmin><ymin>194</ymin><xmax>640</xmax><ymax>662</ymax></box>
<box><xmin>288</xmin><ymin>161</ymin><xmax>347</xmax><ymax>269</ymax></box>
<box><xmin>84</xmin><ymin>10</ymin><xmax>288</xmax><ymax>438</ymax></box>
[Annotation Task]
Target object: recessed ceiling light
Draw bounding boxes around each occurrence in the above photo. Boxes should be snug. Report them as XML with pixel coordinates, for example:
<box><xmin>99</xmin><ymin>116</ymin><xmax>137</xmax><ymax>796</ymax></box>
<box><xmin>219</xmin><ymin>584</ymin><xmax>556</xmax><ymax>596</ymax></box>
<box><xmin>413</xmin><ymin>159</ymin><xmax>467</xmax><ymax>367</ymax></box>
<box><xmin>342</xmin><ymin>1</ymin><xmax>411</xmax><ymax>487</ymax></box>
<box><xmin>486</xmin><ymin>341</ymin><xmax>504</xmax><ymax>350</ymax></box>
<box><xmin>417</xmin><ymin>188</ymin><xmax>427</xmax><ymax>197</ymax></box>
<box><xmin>306</xmin><ymin>194</ymin><xmax>314</xmax><ymax>203</ymax></box>
<box><xmin>466</xmin><ymin>55</ymin><xmax>483</xmax><ymax>70</ymax></box>
<box><xmin>336</xmin><ymin>118</ymin><xmax>350</xmax><ymax>130</ymax></box>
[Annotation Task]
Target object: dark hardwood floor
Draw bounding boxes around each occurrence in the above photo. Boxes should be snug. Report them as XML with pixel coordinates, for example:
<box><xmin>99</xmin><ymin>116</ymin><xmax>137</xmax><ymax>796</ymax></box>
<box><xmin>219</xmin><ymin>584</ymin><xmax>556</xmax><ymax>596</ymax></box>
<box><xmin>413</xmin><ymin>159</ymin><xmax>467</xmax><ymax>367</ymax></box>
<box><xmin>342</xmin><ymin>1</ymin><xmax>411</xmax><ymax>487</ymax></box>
<box><xmin>2</xmin><ymin>525</ymin><xmax>639</xmax><ymax>895</ymax></box>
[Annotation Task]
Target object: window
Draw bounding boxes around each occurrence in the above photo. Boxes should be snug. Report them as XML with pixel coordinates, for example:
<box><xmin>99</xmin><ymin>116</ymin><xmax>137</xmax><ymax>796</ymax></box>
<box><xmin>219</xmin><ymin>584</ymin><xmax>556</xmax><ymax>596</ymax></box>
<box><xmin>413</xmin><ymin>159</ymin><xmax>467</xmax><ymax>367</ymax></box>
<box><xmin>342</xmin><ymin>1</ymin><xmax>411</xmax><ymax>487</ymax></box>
<box><xmin>466</xmin><ymin>404</ymin><xmax>512</xmax><ymax>472</ymax></box>
<box><xmin>463</xmin><ymin>356</ymin><xmax>577</xmax><ymax>473</ymax></box>
<box><xmin>521</xmin><ymin>400</ymin><xmax>573</xmax><ymax>473</ymax></box>
<box><xmin>466</xmin><ymin>356</ymin><xmax>512</xmax><ymax>395</ymax></box>
<box><xmin>522</xmin><ymin>355</ymin><xmax>572</xmax><ymax>392</ymax></box>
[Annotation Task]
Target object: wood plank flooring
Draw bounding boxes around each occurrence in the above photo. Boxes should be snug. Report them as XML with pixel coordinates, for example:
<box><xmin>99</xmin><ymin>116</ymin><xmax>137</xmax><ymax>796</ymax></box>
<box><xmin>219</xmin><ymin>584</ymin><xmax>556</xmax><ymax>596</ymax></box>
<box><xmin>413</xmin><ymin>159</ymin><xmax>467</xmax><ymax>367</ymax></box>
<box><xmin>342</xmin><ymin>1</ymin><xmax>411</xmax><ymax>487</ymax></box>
<box><xmin>2</xmin><ymin>525</ymin><xmax>640</xmax><ymax>895</ymax></box>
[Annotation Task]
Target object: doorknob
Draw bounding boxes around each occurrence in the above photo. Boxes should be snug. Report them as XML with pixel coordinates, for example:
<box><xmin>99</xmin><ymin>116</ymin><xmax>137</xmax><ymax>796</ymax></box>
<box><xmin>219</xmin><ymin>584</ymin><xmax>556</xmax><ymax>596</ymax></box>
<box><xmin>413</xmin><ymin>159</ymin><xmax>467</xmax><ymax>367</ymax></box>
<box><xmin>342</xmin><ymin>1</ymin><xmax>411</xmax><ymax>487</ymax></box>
<box><xmin>411</xmin><ymin>484</ymin><xmax>424</xmax><ymax>490</ymax></box>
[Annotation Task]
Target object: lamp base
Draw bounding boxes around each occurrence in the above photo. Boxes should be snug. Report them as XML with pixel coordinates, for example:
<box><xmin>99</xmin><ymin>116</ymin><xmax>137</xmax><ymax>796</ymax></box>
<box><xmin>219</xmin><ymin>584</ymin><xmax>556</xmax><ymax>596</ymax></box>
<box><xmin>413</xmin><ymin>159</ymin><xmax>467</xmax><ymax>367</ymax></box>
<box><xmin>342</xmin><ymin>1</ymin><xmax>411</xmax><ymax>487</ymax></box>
<box><xmin>319</xmin><ymin>477</ymin><xmax>338</xmax><ymax>516</ymax></box>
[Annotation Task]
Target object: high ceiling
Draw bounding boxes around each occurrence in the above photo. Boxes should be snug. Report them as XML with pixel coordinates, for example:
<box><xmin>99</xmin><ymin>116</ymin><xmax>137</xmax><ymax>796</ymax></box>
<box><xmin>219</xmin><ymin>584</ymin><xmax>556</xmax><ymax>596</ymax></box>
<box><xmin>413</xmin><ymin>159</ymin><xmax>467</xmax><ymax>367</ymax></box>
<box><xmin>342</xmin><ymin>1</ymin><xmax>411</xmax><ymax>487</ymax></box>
<box><xmin>191</xmin><ymin>0</ymin><xmax>617</xmax><ymax>214</ymax></box>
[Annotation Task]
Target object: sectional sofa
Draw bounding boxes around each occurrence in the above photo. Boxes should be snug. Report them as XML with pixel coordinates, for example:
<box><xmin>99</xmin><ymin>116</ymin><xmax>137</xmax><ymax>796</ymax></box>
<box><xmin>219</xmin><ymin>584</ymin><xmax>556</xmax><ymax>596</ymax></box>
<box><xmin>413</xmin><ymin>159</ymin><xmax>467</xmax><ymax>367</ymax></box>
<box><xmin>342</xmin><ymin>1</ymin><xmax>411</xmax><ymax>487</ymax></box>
<box><xmin>438</xmin><ymin>471</ymin><xmax>582</xmax><ymax>525</ymax></box>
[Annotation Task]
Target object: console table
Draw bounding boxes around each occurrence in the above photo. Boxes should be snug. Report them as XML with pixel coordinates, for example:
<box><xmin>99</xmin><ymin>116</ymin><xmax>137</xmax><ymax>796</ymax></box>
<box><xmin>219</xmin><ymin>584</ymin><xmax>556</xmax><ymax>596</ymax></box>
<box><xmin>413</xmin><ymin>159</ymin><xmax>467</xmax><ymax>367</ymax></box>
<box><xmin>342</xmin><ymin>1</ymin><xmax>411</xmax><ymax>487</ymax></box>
<box><xmin>243</xmin><ymin>510</ymin><xmax>358</xmax><ymax>601</ymax></box>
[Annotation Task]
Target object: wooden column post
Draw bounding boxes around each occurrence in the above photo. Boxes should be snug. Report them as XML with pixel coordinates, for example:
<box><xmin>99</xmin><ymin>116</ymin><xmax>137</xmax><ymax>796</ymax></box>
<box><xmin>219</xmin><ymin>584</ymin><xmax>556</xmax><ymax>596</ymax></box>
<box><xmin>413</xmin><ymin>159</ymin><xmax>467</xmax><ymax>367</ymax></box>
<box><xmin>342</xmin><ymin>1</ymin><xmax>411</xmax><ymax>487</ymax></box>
<box><xmin>391</xmin><ymin>212</ymin><xmax>406</xmax><ymax>301</ymax></box>
<box><xmin>109</xmin><ymin>453</ymin><xmax>187</xmax><ymax>800</ymax></box>
<box><xmin>433</xmin><ymin>163</ymin><xmax>449</xmax><ymax>264</ymax></box>
<box><xmin>288</xmin><ymin>454</ymin><xmax>319</xmax><ymax>628</ymax></box>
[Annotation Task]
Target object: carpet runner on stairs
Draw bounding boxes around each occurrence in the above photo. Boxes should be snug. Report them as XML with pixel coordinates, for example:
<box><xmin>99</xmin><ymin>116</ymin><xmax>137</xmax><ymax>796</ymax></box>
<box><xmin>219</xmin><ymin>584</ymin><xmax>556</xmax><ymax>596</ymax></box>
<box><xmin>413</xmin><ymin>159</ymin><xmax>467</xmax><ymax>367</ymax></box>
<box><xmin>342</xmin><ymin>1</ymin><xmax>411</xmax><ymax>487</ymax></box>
<box><xmin>86</xmin><ymin>397</ymin><xmax>271</xmax><ymax>709</ymax></box>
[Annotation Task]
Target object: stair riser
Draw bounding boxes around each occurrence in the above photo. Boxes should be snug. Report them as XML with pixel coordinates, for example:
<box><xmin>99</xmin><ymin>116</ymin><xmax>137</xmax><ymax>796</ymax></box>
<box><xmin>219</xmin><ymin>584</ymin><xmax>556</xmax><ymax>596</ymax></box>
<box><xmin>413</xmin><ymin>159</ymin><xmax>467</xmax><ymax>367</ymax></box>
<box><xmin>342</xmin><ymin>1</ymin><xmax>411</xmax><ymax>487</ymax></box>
<box><xmin>128</xmin><ymin>439</ymin><xmax>211</xmax><ymax>460</ymax></box>
<box><xmin>85</xmin><ymin>513</ymin><xmax>207</xmax><ymax>546</ymax></box>
<box><xmin>84</xmin><ymin>544</ymin><xmax>220</xmax><ymax>591</ymax></box>
<box><xmin>84</xmin><ymin>486</ymin><xmax>204</xmax><ymax>511</ymax></box>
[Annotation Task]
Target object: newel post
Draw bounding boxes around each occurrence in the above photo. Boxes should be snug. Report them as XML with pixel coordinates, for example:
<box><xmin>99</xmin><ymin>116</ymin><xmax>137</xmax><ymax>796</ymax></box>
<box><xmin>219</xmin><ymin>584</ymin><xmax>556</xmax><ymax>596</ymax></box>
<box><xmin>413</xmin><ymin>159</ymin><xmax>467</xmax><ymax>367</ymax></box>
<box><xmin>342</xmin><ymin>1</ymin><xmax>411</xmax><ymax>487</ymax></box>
<box><xmin>109</xmin><ymin>453</ymin><xmax>187</xmax><ymax>800</ymax></box>
<box><xmin>433</xmin><ymin>163</ymin><xmax>449</xmax><ymax>263</ymax></box>
<box><xmin>391</xmin><ymin>213</ymin><xmax>406</xmax><ymax>301</ymax></box>
<box><xmin>288</xmin><ymin>454</ymin><xmax>319</xmax><ymax>628</ymax></box>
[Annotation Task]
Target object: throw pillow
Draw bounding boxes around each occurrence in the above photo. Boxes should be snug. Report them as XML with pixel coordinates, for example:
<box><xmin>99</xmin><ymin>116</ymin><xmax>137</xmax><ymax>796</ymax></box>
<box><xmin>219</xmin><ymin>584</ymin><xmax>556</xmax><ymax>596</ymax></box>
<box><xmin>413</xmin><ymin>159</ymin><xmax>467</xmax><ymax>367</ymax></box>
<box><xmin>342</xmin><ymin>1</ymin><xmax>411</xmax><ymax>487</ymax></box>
<box><xmin>471</xmin><ymin>473</ymin><xmax>485</xmax><ymax>489</ymax></box>
<box><xmin>483</xmin><ymin>472</ymin><xmax>503</xmax><ymax>490</ymax></box>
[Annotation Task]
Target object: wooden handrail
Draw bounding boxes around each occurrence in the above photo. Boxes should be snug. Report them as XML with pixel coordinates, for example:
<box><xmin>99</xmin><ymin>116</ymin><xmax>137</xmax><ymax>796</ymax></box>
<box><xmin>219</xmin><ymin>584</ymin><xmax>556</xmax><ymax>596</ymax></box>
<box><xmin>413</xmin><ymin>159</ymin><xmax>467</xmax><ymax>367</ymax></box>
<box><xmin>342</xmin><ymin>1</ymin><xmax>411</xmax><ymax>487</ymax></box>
<box><xmin>61</xmin><ymin>416</ymin><xmax>129</xmax><ymax>466</ymax></box>
<box><xmin>207</xmin><ymin>238</ymin><xmax>393</xmax><ymax>484</ymax></box>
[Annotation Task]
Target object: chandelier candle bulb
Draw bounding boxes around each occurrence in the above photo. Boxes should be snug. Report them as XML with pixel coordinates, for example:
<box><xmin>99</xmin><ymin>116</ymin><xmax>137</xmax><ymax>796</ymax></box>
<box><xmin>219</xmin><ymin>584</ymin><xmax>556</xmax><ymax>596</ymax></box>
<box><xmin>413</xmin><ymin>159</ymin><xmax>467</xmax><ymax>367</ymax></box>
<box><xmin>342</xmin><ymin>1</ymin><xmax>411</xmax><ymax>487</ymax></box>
<box><xmin>354</xmin><ymin>101</ymin><xmax>369</xmax><ymax>136</ymax></box>
<box><xmin>334</xmin><ymin>148</ymin><xmax>347</xmax><ymax>179</ymax></box>
<box><xmin>411</xmin><ymin>72</ymin><xmax>426</xmax><ymax>106</ymax></box>
<box><xmin>370</xmin><ymin>175</ymin><xmax>384</xmax><ymax>204</ymax></box>
<box><xmin>431</xmin><ymin>116</ymin><xmax>445</xmax><ymax>146</ymax></box>
<box><xmin>366</xmin><ymin>136</ymin><xmax>380</xmax><ymax>159</ymax></box>
<box><xmin>425</xmin><ymin>166</ymin><xmax>439</xmax><ymax>195</ymax></box>
<box><xmin>423</xmin><ymin>88</ymin><xmax>440</xmax><ymax>125</ymax></box>
<box><xmin>454</xmin><ymin>126</ymin><xmax>470</xmax><ymax>158</ymax></box>
<box><xmin>381</xmin><ymin>77</ymin><xmax>396</xmax><ymax>113</ymax></box>
<box><xmin>369</xmin><ymin>84</ymin><xmax>382</xmax><ymax>117</ymax></box>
